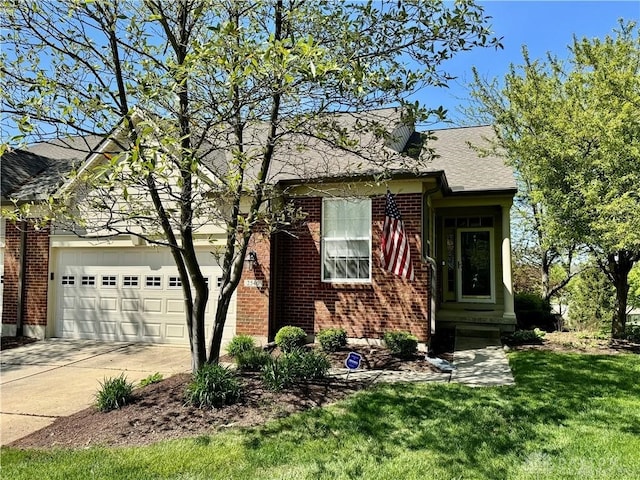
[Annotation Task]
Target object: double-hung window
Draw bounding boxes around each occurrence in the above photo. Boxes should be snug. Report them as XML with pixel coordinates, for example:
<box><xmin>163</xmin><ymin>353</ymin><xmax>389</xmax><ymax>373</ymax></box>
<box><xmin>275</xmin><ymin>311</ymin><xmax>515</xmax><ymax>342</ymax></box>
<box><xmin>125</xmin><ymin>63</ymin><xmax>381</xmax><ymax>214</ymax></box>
<box><xmin>322</xmin><ymin>197</ymin><xmax>371</xmax><ymax>282</ymax></box>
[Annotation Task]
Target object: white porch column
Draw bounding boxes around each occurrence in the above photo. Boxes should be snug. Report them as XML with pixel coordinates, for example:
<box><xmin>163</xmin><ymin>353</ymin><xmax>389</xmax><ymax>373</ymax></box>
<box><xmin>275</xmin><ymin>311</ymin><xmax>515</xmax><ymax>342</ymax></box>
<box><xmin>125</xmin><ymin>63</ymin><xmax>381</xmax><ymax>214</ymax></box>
<box><xmin>501</xmin><ymin>202</ymin><xmax>516</xmax><ymax>322</ymax></box>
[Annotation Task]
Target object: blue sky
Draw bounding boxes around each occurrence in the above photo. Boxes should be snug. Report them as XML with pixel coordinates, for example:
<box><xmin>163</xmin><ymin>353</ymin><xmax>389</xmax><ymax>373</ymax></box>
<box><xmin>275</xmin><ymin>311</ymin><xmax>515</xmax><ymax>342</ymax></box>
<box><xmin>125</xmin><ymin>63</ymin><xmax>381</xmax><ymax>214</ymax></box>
<box><xmin>417</xmin><ymin>0</ymin><xmax>640</xmax><ymax>129</ymax></box>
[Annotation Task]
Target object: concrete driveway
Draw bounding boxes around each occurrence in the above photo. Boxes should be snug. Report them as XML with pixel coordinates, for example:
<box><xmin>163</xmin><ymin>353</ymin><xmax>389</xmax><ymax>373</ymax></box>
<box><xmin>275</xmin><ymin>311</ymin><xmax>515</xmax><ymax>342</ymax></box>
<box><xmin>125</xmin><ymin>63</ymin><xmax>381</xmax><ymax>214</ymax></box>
<box><xmin>0</xmin><ymin>339</ymin><xmax>191</xmax><ymax>446</ymax></box>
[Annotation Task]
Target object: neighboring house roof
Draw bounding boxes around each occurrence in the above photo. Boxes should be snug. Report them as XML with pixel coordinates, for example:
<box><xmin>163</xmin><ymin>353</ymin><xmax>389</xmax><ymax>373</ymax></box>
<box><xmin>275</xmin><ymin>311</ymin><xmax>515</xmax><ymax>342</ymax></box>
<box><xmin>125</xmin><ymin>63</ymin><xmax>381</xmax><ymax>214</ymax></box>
<box><xmin>1</xmin><ymin>136</ymin><xmax>103</xmax><ymax>202</ymax></box>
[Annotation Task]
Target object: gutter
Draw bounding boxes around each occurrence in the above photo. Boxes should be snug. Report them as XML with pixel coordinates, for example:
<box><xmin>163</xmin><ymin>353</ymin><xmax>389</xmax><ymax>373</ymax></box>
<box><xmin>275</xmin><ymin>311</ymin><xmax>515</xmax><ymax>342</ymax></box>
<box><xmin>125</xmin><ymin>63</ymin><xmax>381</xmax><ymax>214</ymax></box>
<box><xmin>16</xmin><ymin>220</ymin><xmax>27</xmax><ymax>336</ymax></box>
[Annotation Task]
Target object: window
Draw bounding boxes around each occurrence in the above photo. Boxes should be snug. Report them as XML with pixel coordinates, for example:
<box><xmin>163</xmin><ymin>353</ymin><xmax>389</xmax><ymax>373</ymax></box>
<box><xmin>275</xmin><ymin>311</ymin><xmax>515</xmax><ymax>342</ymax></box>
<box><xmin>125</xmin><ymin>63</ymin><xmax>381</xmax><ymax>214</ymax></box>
<box><xmin>168</xmin><ymin>276</ymin><xmax>182</xmax><ymax>288</ymax></box>
<box><xmin>322</xmin><ymin>198</ymin><xmax>371</xmax><ymax>282</ymax></box>
<box><xmin>216</xmin><ymin>277</ymin><xmax>223</xmax><ymax>288</ymax></box>
<box><xmin>123</xmin><ymin>275</ymin><xmax>139</xmax><ymax>287</ymax></box>
<box><xmin>61</xmin><ymin>275</ymin><xmax>75</xmax><ymax>286</ymax></box>
<box><xmin>101</xmin><ymin>275</ymin><xmax>117</xmax><ymax>287</ymax></box>
<box><xmin>145</xmin><ymin>276</ymin><xmax>162</xmax><ymax>288</ymax></box>
<box><xmin>81</xmin><ymin>275</ymin><xmax>96</xmax><ymax>286</ymax></box>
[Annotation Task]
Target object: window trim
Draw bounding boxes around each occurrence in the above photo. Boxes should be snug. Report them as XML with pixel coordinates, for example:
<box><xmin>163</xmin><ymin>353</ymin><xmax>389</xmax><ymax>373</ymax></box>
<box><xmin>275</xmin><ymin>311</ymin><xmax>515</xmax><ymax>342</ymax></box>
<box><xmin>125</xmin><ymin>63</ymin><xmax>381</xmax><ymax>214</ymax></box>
<box><xmin>321</xmin><ymin>197</ymin><xmax>372</xmax><ymax>283</ymax></box>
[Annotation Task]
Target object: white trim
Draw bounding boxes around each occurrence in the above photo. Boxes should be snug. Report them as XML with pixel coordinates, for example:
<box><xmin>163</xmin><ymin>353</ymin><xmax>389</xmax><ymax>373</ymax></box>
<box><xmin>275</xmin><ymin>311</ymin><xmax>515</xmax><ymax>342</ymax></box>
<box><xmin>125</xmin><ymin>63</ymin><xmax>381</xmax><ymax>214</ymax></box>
<box><xmin>321</xmin><ymin>197</ymin><xmax>372</xmax><ymax>283</ymax></box>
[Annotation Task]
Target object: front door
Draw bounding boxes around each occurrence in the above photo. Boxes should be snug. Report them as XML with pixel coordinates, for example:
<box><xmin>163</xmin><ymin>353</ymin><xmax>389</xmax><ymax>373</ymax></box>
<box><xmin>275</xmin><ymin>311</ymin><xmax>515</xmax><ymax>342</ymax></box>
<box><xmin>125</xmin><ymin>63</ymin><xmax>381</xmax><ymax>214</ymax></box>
<box><xmin>456</xmin><ymin>228</ymin><xmax>494</xmax><ymax>302</ymax></box>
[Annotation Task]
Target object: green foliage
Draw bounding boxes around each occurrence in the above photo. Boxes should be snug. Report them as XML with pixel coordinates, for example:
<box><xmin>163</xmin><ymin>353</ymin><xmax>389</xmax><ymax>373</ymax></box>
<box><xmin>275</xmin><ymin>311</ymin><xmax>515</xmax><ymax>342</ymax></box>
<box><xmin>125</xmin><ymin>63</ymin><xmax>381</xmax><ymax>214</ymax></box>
<box><xmin>235</xmin><ymin>348</ymin><xmax>272</xmax><ymax>372</ymax></box>
<box><xmin>514</xmin><ymin>292</ymin><xmax>556</xmax><ymax>331</ymax></box>
<box><xmin>138</xmin><ymin>372</ymin><xmax>163</xmax><ymax>388</ymax></box>
<box><xmin>629</xmin><ymin>263</ymin><xmax>640</xmax><ymax>310</ymax></box>
<box><xmin>566</xmin><ymin>264</ymin><xmax>616</xmax><ymax>334</ymax></box>
<box><xmin>95</xmin><ymin>374</ymin><xmax>134</xmax><ymax>412</ymax></box>
<box><xmin>470</xmin><ymin>22</ymin><xmax>640</xmax><ymax>338</ymax></box>
<box><xmin>623</xmin><ymin>324</ymin><xmax>640</xmax><ymax>343</ymax></box>
<box><xmin>261</xmin><ymin>348</ymin><xmax>330</xmax><ymax>391</ymax></box>
<box><xmin>226</xmin><ymin>335</ymin><xmax>256</xmax><ymax>357</ymax></box>
<box><xmin>383</xmin><ymin>331</ymin><xmax>418</xmax><ymax>358</ymax></box>
<box><xmin>507</xmin><ymin>328</ymin><xmax>546</xmax><ymax>345</ymax></box>
<box><xmin>184</xmin><ymin>364</ymin><xmax>241</xmax><ymax>409</ymax></box>
<box><xmin>317</xmin><ymin>327</ymin><xmax>347</xmax><ymax>352</ymax></box>
<box><xmin>275</xmin><ymin>326</ymin><xmax>307</xmax><ymax>353</ymax></box>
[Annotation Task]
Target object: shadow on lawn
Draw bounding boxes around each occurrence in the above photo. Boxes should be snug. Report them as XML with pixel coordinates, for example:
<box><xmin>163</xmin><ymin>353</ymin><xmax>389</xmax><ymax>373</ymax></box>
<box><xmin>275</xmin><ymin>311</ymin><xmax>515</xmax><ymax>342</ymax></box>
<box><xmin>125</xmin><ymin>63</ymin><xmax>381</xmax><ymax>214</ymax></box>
<box><xmin>240</xmin><ymin>351</ymin><xmax>639</xmax><ymax>479</ymax></box>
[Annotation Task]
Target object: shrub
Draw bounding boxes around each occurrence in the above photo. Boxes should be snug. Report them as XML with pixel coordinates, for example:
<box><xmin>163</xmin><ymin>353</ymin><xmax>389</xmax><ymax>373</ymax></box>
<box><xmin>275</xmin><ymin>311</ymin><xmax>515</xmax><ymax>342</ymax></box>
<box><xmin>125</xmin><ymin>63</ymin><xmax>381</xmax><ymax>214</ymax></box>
<box><xmin>235</xmin><ymin>348</ymin><xmax>272</xmax><ymax>371</ymax></box>
<box><xmin>226</xmin><ymin>335</ymin><xmax>256</xmax><ymax>357</ymax></box>
<box><xmin>383</xmin><ymin>331</ymin><xmax>418</xmax><ymax>358</ymax></box>
<box><xmin>507</xmin><ymin>328</ymin><xmax>546</xmax><ymax>345</ymax></box>
<box><xmin>139</xmin><ymin>372</ymin><xmax>163</xmax><ymax>388</ymax></box>
<box><xmin>261</xmin><ymin>356</ymin><xmax>292</xmax><ymax>391</ymax></box>
<box><xmin>261</xmin><ymin>349</ymin><xmax>330</xmax><ymax>390</ymax></box>
<box><xmin>184</xmin><ymin>363</ymin><xmax>241</xmax><ymax>408</ymax></box>
<box><xmin>515</xmin><ymin>293</ymin><xmax>556</xmax><ymax>331</ymax></box>
<box><xmin>299</xmin><ymin>349</ymin><xmax>331</xmax><ymax>379</ymax></box>
<box><xmin>317</xmin><ymin>327</ymin><xmax>347</xmax><ymax>352</ymax></box>
<box><xmin>275</xmin><ymin>325</ymin><xmax>307</xmax><ymax>353</ymax></box>
<box><xmin>623</xmin><ymin>324</ymin><xmax>640</xmax><ymax>343</ymax></box>
<box><xmin>96</xmin><ymin>373</ymin><xmax>134</xmax><ymax>412</ymax></box>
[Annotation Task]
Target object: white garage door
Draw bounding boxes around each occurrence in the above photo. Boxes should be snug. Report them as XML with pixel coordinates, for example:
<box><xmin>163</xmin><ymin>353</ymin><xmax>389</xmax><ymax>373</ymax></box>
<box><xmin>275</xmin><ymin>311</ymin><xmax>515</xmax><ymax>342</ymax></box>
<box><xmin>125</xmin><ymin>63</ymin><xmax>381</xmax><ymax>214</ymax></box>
<box><xmin>53</xmin><ymin>247</ymin><xmax>236</xmax><ymax>345</ymax></box>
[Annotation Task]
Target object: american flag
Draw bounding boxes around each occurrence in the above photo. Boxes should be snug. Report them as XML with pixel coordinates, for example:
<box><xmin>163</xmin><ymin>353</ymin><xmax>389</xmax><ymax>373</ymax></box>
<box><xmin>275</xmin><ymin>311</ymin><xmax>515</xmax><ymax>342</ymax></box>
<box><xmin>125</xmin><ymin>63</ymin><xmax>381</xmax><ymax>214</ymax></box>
<box><xmin>380</xmin><ymin>191</ymin><xmax>414</xmax><ymax>281</ymax></box>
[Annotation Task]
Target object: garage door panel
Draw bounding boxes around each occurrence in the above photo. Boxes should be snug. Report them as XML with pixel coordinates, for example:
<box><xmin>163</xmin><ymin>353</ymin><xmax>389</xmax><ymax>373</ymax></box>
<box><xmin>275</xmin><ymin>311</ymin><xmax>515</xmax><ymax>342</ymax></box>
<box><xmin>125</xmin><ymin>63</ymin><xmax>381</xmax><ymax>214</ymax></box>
<box><xmin>166</xmin><ymin>299</ymin><xmax>185</xmax><ymax>313</ymax></box>
<box><xmin>100</xmin><ymin>297</ymin><xmax>118</xmax><ymax>311</ymax></box>
<box><xmin>98</xmin><ymin>321</ymin><xmax>118</xmax><ymax>335</ymax></box>
<box><xmin>165</xmin><ymin>323</ymin><xmax>186</xmax><ymax>340</ymax></box>
<box><xmin>142</xmin><ymin>322</ymin><xmax>162</xmax><ymax>340</ymax></box>
<box><xmin>121</xmin><ymin>298</ymin><xmax>140</xmax><ymax>312</ymax></box>
<box><xmin>54</xmin><ymin>247</ymin><xmax>237</xmax><ymax>345</ymax></box>
<box><xmin>120</xmin><ymin>321</ymin><xmax>140</xmax><ymax>339</ymax></box>
<box><xmin>142</xmin><ymin>298</ymin><xmax>163</xmax><ymax>314</ymax></box>
<box><xmin>76</xmin><ymin>320</ymin><xmax>96</xmax><ymax>335</ymax></box>
<box><xmin>77</xmin><ymin>296</ymin><xmax>96</xmax><ymax>310</ymax></box>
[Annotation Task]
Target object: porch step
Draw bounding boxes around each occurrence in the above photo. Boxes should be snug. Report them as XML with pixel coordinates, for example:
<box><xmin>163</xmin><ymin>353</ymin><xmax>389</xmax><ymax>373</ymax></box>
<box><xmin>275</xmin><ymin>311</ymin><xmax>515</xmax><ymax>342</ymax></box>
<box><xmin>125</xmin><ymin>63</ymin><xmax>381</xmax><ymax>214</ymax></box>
<box><xmin>455</xmin><ymin>325</ymin><xmax>501</xmax><ymax>339</ymax></box>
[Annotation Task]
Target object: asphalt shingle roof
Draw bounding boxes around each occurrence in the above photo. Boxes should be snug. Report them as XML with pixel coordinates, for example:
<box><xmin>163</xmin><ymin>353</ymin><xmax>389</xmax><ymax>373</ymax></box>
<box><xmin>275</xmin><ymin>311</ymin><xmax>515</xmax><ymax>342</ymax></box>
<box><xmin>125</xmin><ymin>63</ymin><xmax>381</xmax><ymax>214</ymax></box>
<box><xmin>426</xmin><ymin>125</ymin><xmax>516</xmax><ymax>193</ymax></box>
<box><xmin>1</xmin><ymin>136</ymin><xmax>103</xmax><ymax>202</ymax></box>
<box><xmin>1</xmin><ymin>120</ymin><xmax>515</xmax><ymax>202</ymax></box>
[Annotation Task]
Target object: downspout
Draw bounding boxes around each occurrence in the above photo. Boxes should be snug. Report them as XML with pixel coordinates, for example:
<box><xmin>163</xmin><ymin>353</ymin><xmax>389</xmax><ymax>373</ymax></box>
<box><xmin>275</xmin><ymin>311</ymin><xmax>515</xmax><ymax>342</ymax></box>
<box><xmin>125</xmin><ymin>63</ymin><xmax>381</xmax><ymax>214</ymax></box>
<box><xmin>16</xmin><ymin>220</ymin><xmax>27</xmax><ymax>336</ymax></box>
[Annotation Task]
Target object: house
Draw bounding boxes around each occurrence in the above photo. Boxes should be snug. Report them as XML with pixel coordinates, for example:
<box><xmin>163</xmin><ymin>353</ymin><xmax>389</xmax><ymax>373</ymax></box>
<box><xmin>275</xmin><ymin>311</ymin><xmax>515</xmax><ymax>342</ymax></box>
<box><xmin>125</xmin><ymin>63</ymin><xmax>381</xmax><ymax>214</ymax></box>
<box><xmin>1</xmin><ymin>109</ymin><xmax>517</xmax><ymax>348</ymax></box>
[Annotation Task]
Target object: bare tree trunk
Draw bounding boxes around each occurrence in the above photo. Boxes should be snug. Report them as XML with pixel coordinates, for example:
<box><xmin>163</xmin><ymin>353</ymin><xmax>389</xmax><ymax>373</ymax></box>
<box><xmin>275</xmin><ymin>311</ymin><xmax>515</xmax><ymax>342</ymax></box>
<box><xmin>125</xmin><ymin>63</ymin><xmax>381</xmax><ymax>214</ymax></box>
<box><xmin>597</xmin><ymin>249</ymin><xmax>637</xmax><ymax>339</ymax></box>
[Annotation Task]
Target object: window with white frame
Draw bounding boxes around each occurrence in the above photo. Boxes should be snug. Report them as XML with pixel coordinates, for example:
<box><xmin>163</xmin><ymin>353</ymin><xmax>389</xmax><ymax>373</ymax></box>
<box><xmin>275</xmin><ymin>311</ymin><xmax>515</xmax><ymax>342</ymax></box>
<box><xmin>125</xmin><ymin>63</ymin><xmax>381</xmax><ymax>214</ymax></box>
<box><xmin>101</xmin><ymin>275</ymin><xmax>117</xmax><ymax>287</ymax></box>
<box><xmin>322</xmin><ymin>197</ymin><xmax>371</xmax><ymax>282</ymax></box>
<box><xmin>81</xmin><ymin>275</ymin><xmax>96</xmax><ymax>286</ymax></box>
<box><xmin>145</xmin><ymin>275</ymin><xmax>162</xmax><ymax>288</ymax></box>
<box><xmin>122</xmin><ymin>275</ymin><xmax>139</xmax><ymax>288</ymax></box>
<box><xmin>168</xmin><ymin>276</ymin><xmax>182</xmax><ymax>288</ymax></box>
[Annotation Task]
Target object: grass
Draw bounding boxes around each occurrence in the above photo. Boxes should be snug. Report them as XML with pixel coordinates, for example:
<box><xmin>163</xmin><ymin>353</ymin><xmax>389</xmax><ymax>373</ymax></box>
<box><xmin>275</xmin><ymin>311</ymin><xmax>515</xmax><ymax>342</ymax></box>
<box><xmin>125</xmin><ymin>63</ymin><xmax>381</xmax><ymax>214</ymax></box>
<box><xmin>2</xmin><ymin>351</ymin><xmax>639</xmax><ymax>479</ymax></box>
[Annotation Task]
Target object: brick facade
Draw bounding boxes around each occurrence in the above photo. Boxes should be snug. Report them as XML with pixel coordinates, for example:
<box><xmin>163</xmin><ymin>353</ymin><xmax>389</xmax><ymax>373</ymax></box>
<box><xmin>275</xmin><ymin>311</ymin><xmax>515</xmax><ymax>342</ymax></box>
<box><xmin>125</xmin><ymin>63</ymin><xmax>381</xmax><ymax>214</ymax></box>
<box><xmin>2</xmin><ymin>221</ymin><xmax>50</xmax><ymax>330</ymax></box>
<box><xmin>271</xmin><ymin>193</ymin><xmax>431</xmax><ymax>342</ymax></box>
<box><xmin>235</xmin><ymin>231</ymin><xmax>271</xmax><ymax>338</ymax></box>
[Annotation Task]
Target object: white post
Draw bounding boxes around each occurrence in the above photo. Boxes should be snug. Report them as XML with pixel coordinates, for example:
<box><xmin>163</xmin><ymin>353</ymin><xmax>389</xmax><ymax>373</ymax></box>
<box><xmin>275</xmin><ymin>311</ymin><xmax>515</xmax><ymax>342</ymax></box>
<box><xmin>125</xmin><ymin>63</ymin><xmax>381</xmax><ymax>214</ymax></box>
<box><xmin>501</xmin><ymin>202</ymin><xmax>516</xmax><ymax>322</ymax></box>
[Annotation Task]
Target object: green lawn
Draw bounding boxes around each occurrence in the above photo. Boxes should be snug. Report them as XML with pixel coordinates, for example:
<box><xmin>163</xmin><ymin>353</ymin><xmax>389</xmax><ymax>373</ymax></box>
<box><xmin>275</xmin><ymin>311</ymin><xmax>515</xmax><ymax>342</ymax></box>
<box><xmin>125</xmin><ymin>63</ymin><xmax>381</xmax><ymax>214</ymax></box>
<box><xmin>2</xmin><ymin>351</ymin><xmax>639</xmax><ymax>479</ymax></box>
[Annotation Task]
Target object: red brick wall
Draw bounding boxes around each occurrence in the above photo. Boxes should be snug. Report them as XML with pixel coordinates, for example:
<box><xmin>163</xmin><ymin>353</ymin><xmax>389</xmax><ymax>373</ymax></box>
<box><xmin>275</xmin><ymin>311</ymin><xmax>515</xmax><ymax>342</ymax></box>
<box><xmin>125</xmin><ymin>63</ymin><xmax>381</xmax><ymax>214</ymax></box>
<box><xmin>235</xmin><ymin>231</ymin><xmax>271</xmax><ymax>337</ymax></box>
<box><xmin>274</xmin><ymin>194</ymin><xmax>431</xmax><ymax>342</ymax></box>
<box><xmin>2</xmin><ymin>221</ymin><xmax>50</xmax><ymax>328</ymax></box>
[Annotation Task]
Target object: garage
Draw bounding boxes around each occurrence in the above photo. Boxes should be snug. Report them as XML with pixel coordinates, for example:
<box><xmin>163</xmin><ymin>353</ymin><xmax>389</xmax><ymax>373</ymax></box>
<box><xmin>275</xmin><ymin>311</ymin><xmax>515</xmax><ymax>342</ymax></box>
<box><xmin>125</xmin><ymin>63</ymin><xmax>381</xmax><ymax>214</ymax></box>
<box><xmin>51</xmin><ymin>247</ymin><xmax>236</xmax><ymax>345</ymax></box>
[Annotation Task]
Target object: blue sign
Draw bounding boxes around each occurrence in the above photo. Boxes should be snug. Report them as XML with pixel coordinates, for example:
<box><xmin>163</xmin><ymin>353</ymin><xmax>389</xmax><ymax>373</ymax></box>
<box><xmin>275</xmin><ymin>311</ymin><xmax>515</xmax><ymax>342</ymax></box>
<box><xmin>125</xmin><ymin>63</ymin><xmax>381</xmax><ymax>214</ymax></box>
<box><xmin>345</xmin><ymin>352</ymin><xmax>362</xmax><ymax>370</ymax></box>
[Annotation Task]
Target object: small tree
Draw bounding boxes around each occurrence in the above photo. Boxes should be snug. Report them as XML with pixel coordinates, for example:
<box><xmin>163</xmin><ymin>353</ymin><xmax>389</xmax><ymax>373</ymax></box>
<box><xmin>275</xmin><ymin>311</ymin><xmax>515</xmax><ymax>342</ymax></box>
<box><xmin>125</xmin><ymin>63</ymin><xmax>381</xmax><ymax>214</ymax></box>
<box><xmin>566</xmin><ymin>261</ymin><xmax>616</xmax><ymax>334</ymax></box>
<box><xmin>1</xmin><ymin>0</ymin><xmax>501</xmax><ymax>369</ymax></box>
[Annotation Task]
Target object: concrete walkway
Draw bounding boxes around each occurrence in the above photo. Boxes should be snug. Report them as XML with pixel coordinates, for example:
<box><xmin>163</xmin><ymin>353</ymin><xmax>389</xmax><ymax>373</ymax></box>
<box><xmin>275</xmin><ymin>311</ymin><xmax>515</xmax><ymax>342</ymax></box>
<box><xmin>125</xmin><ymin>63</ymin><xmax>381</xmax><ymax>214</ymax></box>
<box><xmin>330</xmin><ymin>335</ymin><xmax>514</xmax><ymax>386</ymax></box>
<box><xmin>0</xmin><ymin>339</ymin><xmax>191</xmax><ymax>446</ymax></box>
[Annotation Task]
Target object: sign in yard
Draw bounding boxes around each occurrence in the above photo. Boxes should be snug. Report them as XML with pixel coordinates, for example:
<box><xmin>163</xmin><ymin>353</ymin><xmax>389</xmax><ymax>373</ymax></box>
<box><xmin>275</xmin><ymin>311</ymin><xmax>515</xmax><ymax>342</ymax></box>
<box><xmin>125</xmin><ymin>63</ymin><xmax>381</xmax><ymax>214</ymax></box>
<box><xmin>345</xmin><ymin>352</ymin><xmax>362</xmax><ymax>370</ymax></box>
